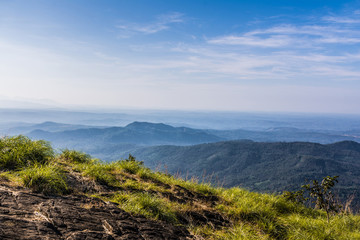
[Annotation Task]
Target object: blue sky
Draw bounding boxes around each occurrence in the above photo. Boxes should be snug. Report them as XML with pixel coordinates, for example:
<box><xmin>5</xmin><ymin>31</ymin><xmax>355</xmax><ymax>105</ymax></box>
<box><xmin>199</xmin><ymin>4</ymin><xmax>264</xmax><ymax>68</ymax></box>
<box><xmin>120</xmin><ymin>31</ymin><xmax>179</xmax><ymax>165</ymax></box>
<box><xmin>1</xmin><ymin>0</ymin><xmax>360</xmax><ymax>113</ymax></box>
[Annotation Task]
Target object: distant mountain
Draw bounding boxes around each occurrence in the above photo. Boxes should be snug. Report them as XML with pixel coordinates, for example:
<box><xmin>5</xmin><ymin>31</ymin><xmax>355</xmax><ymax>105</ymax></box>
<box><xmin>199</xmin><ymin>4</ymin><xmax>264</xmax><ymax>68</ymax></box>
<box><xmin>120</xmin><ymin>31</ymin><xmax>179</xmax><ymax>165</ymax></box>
<box><xmin>22</xmin><ymin>121</ymin><xmax>360</xmax><ymax>160</ymax></box>
<box><xmin>4</xmin><ymin>121</ymin><xmax>95</xmax><ymax>135</ymax></box>
<box><xmin>206</xmin><ymin>127</ymin><xmax>360</xmax><ymax>144</ymax></box>
<box><xmin>128</xmin><ymin>140</ymin><xmax>360</xmax><ymax>209</ymax></box>
<box><xmin>28</xmin><ymin>122</ymin><xmax>224</xmax><ymax>154</ymax></box>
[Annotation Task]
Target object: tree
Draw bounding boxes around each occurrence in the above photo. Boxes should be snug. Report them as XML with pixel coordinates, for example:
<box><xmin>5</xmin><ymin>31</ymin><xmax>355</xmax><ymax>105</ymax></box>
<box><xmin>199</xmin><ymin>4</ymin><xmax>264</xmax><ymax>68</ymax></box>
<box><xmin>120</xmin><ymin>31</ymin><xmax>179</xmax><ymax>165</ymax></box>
<box><xmin>303</xmin><ymin>176</ymin><xmax>342</xmax><ymax>222</ymax></box>
<box><xmin>283</xmin><ymin>176</ymin><xmax>342</xmax><ymax>222</ymax></box>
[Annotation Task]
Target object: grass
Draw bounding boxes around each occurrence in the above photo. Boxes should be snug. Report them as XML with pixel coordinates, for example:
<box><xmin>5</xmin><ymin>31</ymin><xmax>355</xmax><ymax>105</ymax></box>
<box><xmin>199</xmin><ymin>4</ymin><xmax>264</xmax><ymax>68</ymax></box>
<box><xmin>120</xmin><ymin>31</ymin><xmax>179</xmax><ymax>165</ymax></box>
<box><xmin>19</xmin><ymin>163</ymin><xmax>68</xmax><ymax>195</ymax></box>
<box><xmin>75</xmin><ymin>161</ymin><xmax>118</xmax><ymax>186</ymax></box>
<box><xmin>212</xmin><ymin>187</ymin><xmax>360</xmax><ymax>239</ymax></box>
<box><xmin>190</xmin><ymin>223</ymin><xmax>268</xmax><ymax>240</ymax></box>
<box><xmin>0</xmin><ymin>135</ymin><xmax>54</xmax><ymax>170</ymax></box>
<box><xmin>1</xmin><ymin>136</ymin><xmax>360</xmax><ymax>239</ymax></box>
<box><xmin>137</xmin><ymin>167</ymin><xmax>217</xmax><ymax>195</ymax></box>
<box><xmin>115</xmin><ymin>158</ymin><xmax>143</xmax><ymax>174</ymax></box>
<box><xmin>60</xmin><ymin>149</ymin><xmax>92</xmax><ymax>163</ymax></box>
<box><xmin>106</xmin><ymin>191</ymin><xmax>178</xmax><ymax>223</ymax></box>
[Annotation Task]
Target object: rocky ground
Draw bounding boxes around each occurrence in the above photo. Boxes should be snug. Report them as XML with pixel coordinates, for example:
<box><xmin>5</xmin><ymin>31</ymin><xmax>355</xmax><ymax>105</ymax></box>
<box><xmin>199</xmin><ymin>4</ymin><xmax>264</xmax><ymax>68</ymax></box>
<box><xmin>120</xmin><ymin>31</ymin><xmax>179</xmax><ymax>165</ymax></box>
<box><xmin>0</xmin><ymin>183</ymin><xmax>192</xmax><ymax>240</ymax></box>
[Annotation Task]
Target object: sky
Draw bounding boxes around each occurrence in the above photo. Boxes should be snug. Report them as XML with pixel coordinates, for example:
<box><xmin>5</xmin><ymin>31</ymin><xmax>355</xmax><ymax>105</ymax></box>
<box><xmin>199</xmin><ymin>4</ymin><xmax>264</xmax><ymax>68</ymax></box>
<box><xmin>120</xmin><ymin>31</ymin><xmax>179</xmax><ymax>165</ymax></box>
<box><xmin>1</xmin><ymin>0</ymin><xmax>360</xmax><ymax>113</ymax></box>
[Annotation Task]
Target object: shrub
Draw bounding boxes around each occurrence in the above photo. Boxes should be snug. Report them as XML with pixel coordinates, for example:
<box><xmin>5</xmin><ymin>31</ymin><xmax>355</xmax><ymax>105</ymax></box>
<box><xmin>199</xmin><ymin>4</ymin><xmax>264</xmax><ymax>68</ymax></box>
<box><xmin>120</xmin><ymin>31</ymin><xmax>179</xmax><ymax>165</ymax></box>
<box><xmin>0</xmin><ymin>135</ymin><xmax>54</xmax><ymax>170</ymax></box>
<box><xmin>20</xmin><ymin>164</ymin><xmax>68</xmax><ymax>195</ymax></box>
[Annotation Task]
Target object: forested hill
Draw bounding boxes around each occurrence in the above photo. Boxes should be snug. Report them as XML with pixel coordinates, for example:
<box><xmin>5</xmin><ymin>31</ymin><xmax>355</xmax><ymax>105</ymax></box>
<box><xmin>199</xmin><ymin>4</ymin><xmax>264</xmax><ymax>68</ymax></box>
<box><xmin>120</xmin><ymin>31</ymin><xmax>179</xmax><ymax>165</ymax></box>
<box><xmin>129</xmin><ymin>140</ymin><xmax>360</xmax><ymax>209</ymax></box>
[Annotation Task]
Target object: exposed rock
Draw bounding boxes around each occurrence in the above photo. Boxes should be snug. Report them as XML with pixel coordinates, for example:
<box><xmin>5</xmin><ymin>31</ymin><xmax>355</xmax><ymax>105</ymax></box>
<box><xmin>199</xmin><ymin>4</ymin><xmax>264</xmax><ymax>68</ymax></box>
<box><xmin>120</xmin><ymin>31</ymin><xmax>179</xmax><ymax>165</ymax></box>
<box><xmin>0</xmin><ymin>185</ymin><xmax>192</xmax><ymax>240</ymax></box>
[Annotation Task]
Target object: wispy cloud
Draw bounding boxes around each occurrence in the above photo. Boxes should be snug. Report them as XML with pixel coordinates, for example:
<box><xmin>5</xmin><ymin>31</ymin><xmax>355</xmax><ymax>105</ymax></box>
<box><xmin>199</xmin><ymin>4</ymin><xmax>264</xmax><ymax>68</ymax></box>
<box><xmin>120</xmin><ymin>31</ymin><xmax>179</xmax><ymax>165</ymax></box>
<box><xmin>208</xmin><ymin>35</ymin><xmax>292</xmax><ymax>47</ymax></box>
<box><xmin>322</xmin><ymin>16</ymin><xmax>360</xmax><ymax>24</ymax></box>
<box><xmin>208</xmin><ymin>12</ymin><xmax>360</xmax><ymax>48</ymax></box>
<box><xmin>103</xmin><ymin>9</ymin><xmax>360</xmax><ymax>84</ymax></box>
<box><xmin>209</xmin><ymin>26</ymin><xmax>360</xmax><ymax>47</ymax></box>
<box><xmin>116</xmin><ymin>12</ymin><xmax>184</xmax><ymax>37</ymax></box>
<box><xmin>317</xmin><ymin>36</ymin><xmax>360</xmax><ymax>44</ymax></box>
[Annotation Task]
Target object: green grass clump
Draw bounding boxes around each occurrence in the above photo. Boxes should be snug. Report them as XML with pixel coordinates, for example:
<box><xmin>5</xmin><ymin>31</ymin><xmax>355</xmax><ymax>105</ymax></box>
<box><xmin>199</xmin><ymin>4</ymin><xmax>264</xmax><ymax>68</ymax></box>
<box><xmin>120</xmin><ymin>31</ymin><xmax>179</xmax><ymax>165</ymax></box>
<box><xmin>0</xmin><ymin>135</ymin><xmax>54</xmax><ymax>170</ymax></box>
<box><xmin>137</xmin><ymin>167</ymin><xmax>155</xmax><ymax>179</ymax></box>
<box><xmin>60</xmin><ymin>149</ymin><xmax>92</xmax><ymax>163</ymax></box>
<box><xmin>75</xmin><ymin>161</ymin><xmax>117</xmax><ymax>186</ymax></box>
<box><xmin>179</xmin><ymin>178</ymin><xmax>217</xmax><ymax>195</ymax></box>
<box><xmin>109</xmin><ymin>191</ymin><xmax>177</xmax><ymax>223</ymax></box>
<box><xmin>20</xmin><ymin>164</ymin><xmax>68</xmax><ymax>195</ymax></box>
<box><xmin>122</xmin><ymin>178</ymin><xmax>167</xmax><ymax>193</ymax></box>
<box><xmin>136</xmin><ymin>168</ymin><xmax>216</xmax><ymax>195</ymax></box>
<box><xmin>115</xmin><ymin>159</ymin><xmax>143</xmax><ymax>174</ymax></box>
<box><xmin>0</xmin><ymin>171</ymin><xmax>21</xmax><ymax>184</ymax></box>
<box><xmin>190</xmin><ymin>223</ymin><xmax>268</xmax><ymax>240</ymax></box>
<box><xmin>283</xmin><ymin>213</ymin><xmax>360</xmax><ymax>240</ymax></box>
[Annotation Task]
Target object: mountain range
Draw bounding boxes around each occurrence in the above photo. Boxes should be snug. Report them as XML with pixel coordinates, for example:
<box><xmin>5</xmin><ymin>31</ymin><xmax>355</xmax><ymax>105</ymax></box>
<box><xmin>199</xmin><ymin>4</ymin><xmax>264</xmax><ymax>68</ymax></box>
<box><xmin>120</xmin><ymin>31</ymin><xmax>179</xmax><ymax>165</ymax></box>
<box><xmin>1</xmin><ymin>121</ymin><xmax>356</xmax><ymax>160</ymax></box>
<box><xmin>2</xmin><ymin>121</ymin><xmax>360</xmax><ymax>208</ymax></box>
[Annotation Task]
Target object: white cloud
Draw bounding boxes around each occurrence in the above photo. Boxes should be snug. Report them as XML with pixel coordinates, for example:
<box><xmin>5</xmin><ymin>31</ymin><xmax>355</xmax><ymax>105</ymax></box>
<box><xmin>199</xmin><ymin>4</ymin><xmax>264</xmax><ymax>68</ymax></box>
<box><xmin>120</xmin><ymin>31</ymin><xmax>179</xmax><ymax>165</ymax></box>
<box><xmin>116</xmin><ymin>12</ymin><xmax>184</xmax><ymax>36</ymax></box>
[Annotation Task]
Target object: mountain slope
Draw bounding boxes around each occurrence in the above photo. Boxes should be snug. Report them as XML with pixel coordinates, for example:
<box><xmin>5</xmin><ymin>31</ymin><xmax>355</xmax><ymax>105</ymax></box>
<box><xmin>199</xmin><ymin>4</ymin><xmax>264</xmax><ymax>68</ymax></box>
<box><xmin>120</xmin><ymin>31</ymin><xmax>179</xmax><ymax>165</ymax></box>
<box><xmin>129</xmin><ymin>140</ymin><xmax>360</xmax><ymax>208</ymax></box>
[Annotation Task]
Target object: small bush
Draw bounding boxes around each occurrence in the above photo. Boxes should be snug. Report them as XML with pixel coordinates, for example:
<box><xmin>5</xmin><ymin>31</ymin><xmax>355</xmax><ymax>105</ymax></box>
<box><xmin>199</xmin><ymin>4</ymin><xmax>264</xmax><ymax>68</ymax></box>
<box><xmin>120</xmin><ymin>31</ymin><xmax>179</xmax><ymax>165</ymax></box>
<box><xmin>60</xmin><ymin>149</ymin><xmax>92</xmax><ymax>164</ymax></box>
<box><xmin>0</xmin><ymin>135</ymin><xmax>54</xmax><ymax>170</ymax></box>
<box><xmin>20</xmin><ymin>164</ymin><xmax>68</xmax><ymax>195</ymax></box>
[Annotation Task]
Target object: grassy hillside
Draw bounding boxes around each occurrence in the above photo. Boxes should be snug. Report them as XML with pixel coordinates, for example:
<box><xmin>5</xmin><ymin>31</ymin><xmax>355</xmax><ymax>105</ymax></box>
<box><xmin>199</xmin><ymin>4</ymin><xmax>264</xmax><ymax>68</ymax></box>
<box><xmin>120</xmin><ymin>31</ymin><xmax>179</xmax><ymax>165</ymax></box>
<box><xmin>1</xmin><ymin>136</ymin><xmax>360</xmax><ymax>239</ymax></box>
<box><xmin>130</xmin><ymin>140</ymin><xmax>360</xmax><ymax>210</ymax></box>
